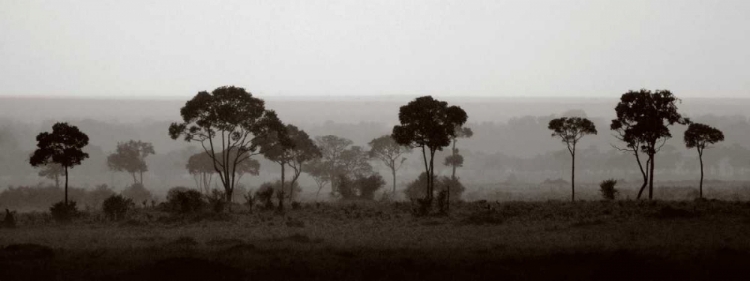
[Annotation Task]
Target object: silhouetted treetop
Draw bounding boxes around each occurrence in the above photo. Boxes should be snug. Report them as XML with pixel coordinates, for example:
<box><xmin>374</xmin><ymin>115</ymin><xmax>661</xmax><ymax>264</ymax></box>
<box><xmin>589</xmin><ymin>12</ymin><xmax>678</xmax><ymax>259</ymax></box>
<box><xmin>684</xmin><ymin>123</ymin><xmax>724</xmax><ymax>150</ymax></box>
<box><xmin>392</xmin><ymin>96</ymin><xmax>468</xmax><ymax>151</ymax></box>
<box><xmin>30</xmin><ymin>122</ymin><xmax>89</xmax><ymax>168</ymax></box>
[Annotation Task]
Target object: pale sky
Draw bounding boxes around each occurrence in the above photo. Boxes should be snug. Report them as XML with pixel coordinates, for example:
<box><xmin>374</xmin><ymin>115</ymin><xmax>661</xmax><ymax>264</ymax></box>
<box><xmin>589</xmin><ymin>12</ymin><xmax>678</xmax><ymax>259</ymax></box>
<box><xmin>1</xmin><ymin>0</ymin><xmax>749</xmax><ymax>99</ymax></box>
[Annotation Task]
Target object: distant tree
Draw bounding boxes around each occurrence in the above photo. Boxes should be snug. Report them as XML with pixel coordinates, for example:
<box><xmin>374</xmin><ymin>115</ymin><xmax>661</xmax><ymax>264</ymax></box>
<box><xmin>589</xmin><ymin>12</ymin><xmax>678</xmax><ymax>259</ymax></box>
<box><xmin>106</xmin><ymin>140</ymin><xmax>155</xmax><ymax>185</ymax></box>
<box><xmin>337</xmin><ymin>146</ymin><xmax>373</xmax><ymax>181</ymax></box>
<box><xmin>368</xmin><ymin>135</ymin><xmax>411</xmax><ymax>197</ymax></box>
<box><xmin>283</xmin><ymin>125</ymin><xmax>320</xmax><ymax>203</ymax></box>
<box><xmin>29</xmin><ymin>122</ymin><xmax>89</xmax><ymax>205</ymax></box>
<box><xmin>611</xmin><ymin>89</ymin><xmax>686</xmax><ymax>200</ymax></box>
<box><xmin>254</xmin><ymin>123</ymin><xmax>294</xmax><ymax>211</ymax></box>
<box><xmin>443</xmin><ymin>126</ymin><xmax>472</xmax><ymax>210</ymax></box>
<box><xmin>684</xmin><ymin>123</ymin><xmax>725</xmax><ymax>198</ymax></box>
<box><xmin>392</xmin><ymin>96</ymin><xmax>467</xmax><ymax>212</ymax></box>
<box><xmin>315</xmin><ymin>135</ymin><xmax>353</xmax><ymax>195</ymax></box>
<box><xmin>548</xmin><ymin>117</ymin><xmax>597</xmax><ymax>202</ymax></box>
<box><xmin>354</xmin><ymin>174</ymin><xmax>386</xmax><ymax>200</ymax></box>
<box><xmin>186</xmin><ymin>152</ymin><xmax>215</xmax><ymax>194</ymax></box>
<box><xmin>304</xmin><ymin>158</ymin><xmax>330</xmax><ymax>201</ymax></box>
<box><xmin>37</xmin><ymin>163</ymin><xmax>64</xmax><ymax>188</ymax></box>
<box><xmin>169</xmin><ymin>86</ymin><xmax>285</xmax><ymax>203</ymax></box>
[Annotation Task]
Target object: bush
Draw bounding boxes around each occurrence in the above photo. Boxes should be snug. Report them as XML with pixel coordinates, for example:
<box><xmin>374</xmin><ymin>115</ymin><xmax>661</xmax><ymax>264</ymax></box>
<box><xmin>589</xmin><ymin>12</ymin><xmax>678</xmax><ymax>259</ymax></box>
<box><xmin>102</xmin><ymin>195</ymin><xmax>134</xmax><ymax>221</ymax></box>
<box><xmin>599</xmin><ymin>179</ymin><xmax>618</xmax><ymax>200</ymax></box>
<box><xmin>122</xmin><ymin>183</ymin><xmax>153</xmax><ymax>204</ymax></box>
<box><xmin>166</xmin><ymin>187</ymin><xmax>206</xmax><ymax>214</ymax></box>
<box><xmin>256</xmin><ymin>183</ymin><xmax>275</xmax><ymax>210</ymax></box>
<box><xmin>405</xmin><ymin>173</ymin><xmax>465</xmax><ymax>202</ymax></box>
<box><xmin>49</xmin><ymin>201</ymin><xmax>78</xmax><ymax>222</ymax></box>
<box><xmin>207</xmin><ymin>189</ymin><xmax>226</xmax><ymax>213</ymax></box>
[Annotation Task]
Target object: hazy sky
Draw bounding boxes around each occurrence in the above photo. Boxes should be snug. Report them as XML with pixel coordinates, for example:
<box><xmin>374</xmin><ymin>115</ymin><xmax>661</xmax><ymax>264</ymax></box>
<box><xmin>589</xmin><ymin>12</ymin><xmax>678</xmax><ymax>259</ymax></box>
<box><xmin>1</xmin><ymin>0</ymin><xmax>748</xmax><ymax>99</ymax></box>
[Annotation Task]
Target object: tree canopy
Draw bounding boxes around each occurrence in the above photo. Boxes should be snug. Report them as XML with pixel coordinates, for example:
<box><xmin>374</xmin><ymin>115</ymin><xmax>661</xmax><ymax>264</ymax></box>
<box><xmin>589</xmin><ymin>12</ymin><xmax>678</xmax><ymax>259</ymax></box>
<box><xmin>106</xmin><ymin>140</ymin><xmax>155</xmax><ymax>185</ymax></box>
<box><xmin>29</xmin><ymin>122</ymin><xmax>90</xmax><ymax>205</ymax></box>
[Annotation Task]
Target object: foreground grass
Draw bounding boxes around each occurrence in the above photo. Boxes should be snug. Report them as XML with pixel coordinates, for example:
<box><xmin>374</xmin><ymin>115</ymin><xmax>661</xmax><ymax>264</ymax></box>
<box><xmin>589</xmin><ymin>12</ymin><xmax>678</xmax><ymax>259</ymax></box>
<box><xmin>2</xmin><ymin>200</ymin><xmax>750</xmax><ymax>280</ymax></box>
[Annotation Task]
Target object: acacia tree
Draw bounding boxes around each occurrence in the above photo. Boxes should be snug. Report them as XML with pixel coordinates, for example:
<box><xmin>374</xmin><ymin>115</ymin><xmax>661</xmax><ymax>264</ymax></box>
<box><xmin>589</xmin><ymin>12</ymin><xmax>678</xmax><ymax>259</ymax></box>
<box><xmin>315</xmin><ymin>135</ymin><xmax>353</xmax><ymax>195</ymax></box>
<box><xmin>304</xmin><ymin>158</ymin><xmax>330</xmax><ymax>201</ymax></box>
<box><xmin>611</xmin><ymin>89</ymin><xmax>686</xmax><ymax>200</ymax></box>
<box><xmin>684</xmin><ymin>123</ymin><xmax>724</xmax><ymax>198</ymax></box>
<box><xmin>106</xmin><ymin>140</ymin><xmax>155</xmax><ymax>185</ymax></box>
<box><xmin>611</xmin><ymin>118</ymin><xmax>651</xmax><ymax>199</ymax></box>
<box><xmin>369</xmin><ymin>135</ymin><xmax>412</xmax><ymax>196</ymax></box>
<box><xmin>29</xmin><ymin>122</ymin><xmax>89</xmax><ymax>205</ymax></box>
<box><xmin>547</xmin><ymin>117</ymin><xmax>597</xmax><ymax>202</ymax></box>
<box><xmin>38</xmin><ymin>163</ymin><xmax>65</xmax><ymax>188</ymax></box>
<box><xmin>169</xmin><ymin>86</ymin><xmax>285</xmax><ymax>202</ymax></box>
<box><xmin>186</xmin><ymin>152</ymin><xmax>215</xmax><ymax>194</ymax></box>
<box><xmin>392</xmin><ymin>96</ymin><xmax>467</xmax><ymax>211</ymax></box>
<box><xmin>284</xmin><ymin>125</ymin><xmax>321</xmax><ymax>203</ymax></box>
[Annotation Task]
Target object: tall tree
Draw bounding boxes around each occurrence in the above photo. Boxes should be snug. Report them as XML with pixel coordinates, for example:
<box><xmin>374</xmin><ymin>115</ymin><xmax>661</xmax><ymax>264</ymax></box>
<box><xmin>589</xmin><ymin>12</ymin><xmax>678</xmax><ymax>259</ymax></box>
<box><xmin>368</xmin><ymin>135</ymin><xmax>411</xmax><ymax>196</ymax></box>
<box><xmin>186</xmin><ymin>152</ymin><xmax>216</xmax><ymax>194</ymax></box>
<box><xmin>254</xmin><ymin>123</ymin><xmax>294</xmax><ymax>211</ymax></box>
<box><xmin>315</xmin><ymin>135</ymin><xmax>353</xmax><ymax>195</ymax></box>
<box><xmin>684</xmin><ymin>123</ymin><xmax>724</xmax><ymax>198</ymax></box>
<box><xmin>611</xmin><ymin>118</ymin><xmax>651</xmax><ymax>199</ymax></box>
<box><xmin>611</xmin><ymin>89</ymin><xmax>686</xmax><ymax>200</ymax></box>
<box><xmin>106</xmin><ymin>140</ymin><xmax>155</xmax><ymax>185</ymax></box>
<box><xmin>38</xmin><ymin>163</ymin><xmax>65</xmax><ymax>188</ymax></box>
<box><xmin>29</xmin><ymin>122</ymin><xmax>89</xmax><ymax>205</ymax></box>
<box><xmin>392</xmin><ymin>96</ymin><xmax>467</xmax><ymax>211</ymax></box>
<box><xmin>169</xmin><ymin>86</ymin><xmax>285</xmax><ymax>202</ymax></box>
<box><xmin>284</xmin><ymin>125</ymin><xmax>321</xmax><ymax>203</ymax></box>
<box><xmin>548</xmin><ymin>117</ymin><xmax>597</xmax><ymax>202</ymax></box>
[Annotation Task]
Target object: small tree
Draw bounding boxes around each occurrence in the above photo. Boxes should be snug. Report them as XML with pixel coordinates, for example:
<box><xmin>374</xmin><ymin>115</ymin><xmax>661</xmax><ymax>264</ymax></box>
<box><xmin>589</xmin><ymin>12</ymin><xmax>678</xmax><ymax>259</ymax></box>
<box><xmin>29</xmin><ymin>122</ymin><xmax>89</xmax><ymax>205</ymax></box>
<box><xmin>186</xmin><ymin>152</ymin><xmax>216</xmax><ymax>194</ymax></box>
<box><xmin>684</xmin><ymin>123</ymin><xmax>724</xmax><ymax>198</ymax></box>
<box><xmin>443</xmin><ymin>126</ymin><xmax>472</xmax><ymax>211</ymax></box>
<box><xmin>547</xmin><ymin>117</ymin><xmax>597</xmax><ymax>202</ymax></box>
<box><xmin>392</xmin><ymin>96</ymin><xmax>467</xmax><ymax>212</ymax></box>
<box><xmin>107</xmin><ymin>140</ymin><xmax>155</xmax><ymax>185</ymax></box>
<box><xmin>284</xmin><ymin>125</ymin><xmax>321</xmax><ymax>203</ymax></box>
<box><xmin>368</xmin><ymin>135</ymin><xmax>411</xmax><ymax>197</ymax></box>
<box><xmin>255</xmin><ymin>124</ymin><xmax>295</xmax><ymax>212</ymax></box>
<box><xmin>102</xmin><ymin>195</ymin><xmax>134</xmax><ymax>221</ymax></box>
<box><xmin>315</xmin><ymin>135</ymin><xmax>353</xmax><ymax>195</ymax></box>
<box><xmin>599</xmin><ymin>179</ymin><xmax>618</xmax><ymax>201</ymax></box>
<box><xmin>304</xmin><ymin>158</ymin><xmax>330</xmax><ymax>201</ymax></box>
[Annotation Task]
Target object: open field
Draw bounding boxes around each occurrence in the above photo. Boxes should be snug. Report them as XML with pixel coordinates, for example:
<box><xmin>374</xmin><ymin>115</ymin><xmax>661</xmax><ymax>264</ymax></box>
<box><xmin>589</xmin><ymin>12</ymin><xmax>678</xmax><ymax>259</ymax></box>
<box><xmin>2</xmin><ymin>200</ymin><xmax>750</xmax><ymax>280</ymax></box>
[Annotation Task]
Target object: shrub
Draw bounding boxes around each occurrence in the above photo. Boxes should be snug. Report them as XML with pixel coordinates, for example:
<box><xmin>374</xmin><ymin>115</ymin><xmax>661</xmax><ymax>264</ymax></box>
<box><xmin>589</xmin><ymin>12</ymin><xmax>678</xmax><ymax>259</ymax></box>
<box><xmin>405</xmin><ymin>173</ymin><xmax>465</xmax><ymax>202</ymax></box>
<box><xmin>207</xmin><ymin>189</ymin><xmax>227</xmax><ymax>213</ymax></box>
<box><xmin>49</xmin><ymin>201</ymin><xmax>78</xmax><ymax>222</ymax></box>
<box><xmin>3</xmin><ymin>209</ymin><xmax>17</xmax><ymax>228</ymax></box>
<box><xmin>102</xmin><ymin>195</ymin><xmax>134</xmax><ymax>221</ymax></box>
<box><xmin>599</xmin><ymin>179</ymin><xmax>618</xmax><ymax>200</ymax></box>
<box><xmin>166</xmin><ymin>187</ymin><xmax>205</xmax><ymax>214</ymax></box>
<box><xmin>122</xmin><ymin>183</ymin><xmax>153</xmax><ymax>204</ymax></box>
<box><xmin>243</xmin><ymin>190</ymin><xmax>255</xmax><ymax>209</ymax></box>
<box><xmin>255</xmin><ymin>183</ymin><xmax>275</xmax><ymax>210</ymax></box>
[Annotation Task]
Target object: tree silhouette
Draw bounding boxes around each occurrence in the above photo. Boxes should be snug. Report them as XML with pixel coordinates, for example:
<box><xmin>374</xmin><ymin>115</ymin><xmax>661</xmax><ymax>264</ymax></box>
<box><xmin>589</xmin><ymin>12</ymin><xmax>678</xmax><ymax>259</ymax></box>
<box><xmin>315</xmin><ymin>135</ymin><xmax>353</xmax><ymax>195</ymax></box>
<box><xmin>368</xmin><ymin>135</ymin><xmax>411</xmax><ymax>197</ymax></box>
<box><xmin>168</xmin><ymin>86</ymin><xmax>285</xmax><ymax>202</ymax></box>
<box><xmin>611</xmin><ymin>89</ymin><xmax>686</xmax><ymax>200</ymax></box>
<box><xmin>254</xmin><ymin>123</ymin><xmax>295</xmax><ymax>211</ymax></box>
<box><xmin>106</xmin><ymin>140</ymin><xmax>155</xmax><ymax>185</ymax></box>
<box><xmin>684</xmin><ymin>122</ymin><xmax>724</xmax><ymax>198</ymax></box>
<box><xmin>548</xmin><ymin>117</ymin><xmax>597</xmax><ymax>202</ymax></box>
<box><xmin>443</xmin><ymin>126</ymin><xmax>472</xmax><ymax>210</ymax></box>
<box><xmin>29</xmin><ymin>122</ymin><xmax>89</xmax><ymax>205</ymax></box>
<box><xmin>304</xmin><ymin>158</ymin><xmax>330</xmax><ymax>201</ymax></box>
<box><xmin>283</xmin><ymin>125</ymin><xmax>321</xmax><ymax>203</ymax></box>
<box><xmin>392</xmin><ymin>96</ymin><xmax>467</xmax><ymax>211</ymax></box>
<box><xmin>186</xmin><ymin>152</ymin><xmax>215</xmax><ymax>194</ymax></box>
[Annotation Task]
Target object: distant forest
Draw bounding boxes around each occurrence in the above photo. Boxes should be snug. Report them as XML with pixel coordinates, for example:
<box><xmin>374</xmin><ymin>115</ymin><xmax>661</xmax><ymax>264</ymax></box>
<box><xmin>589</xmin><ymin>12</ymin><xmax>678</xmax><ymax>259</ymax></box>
<box><xmin>1</xmin><ymin>98</ymin><xmax>748</xmax><ymax>200</ymax></box>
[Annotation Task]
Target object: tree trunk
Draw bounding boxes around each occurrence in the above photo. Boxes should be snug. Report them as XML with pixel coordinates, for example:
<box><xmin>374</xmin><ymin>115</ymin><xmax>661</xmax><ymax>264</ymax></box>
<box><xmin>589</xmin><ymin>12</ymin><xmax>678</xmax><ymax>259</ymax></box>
<box><xmin>54</xmin><ymin>174</ymin><xmax>60</xmax><ymax>189</ymax></box>
<box><xmin>571</xmin><ymin>151</ymin><xmax>576</xmax><ymax>202</ymax></box>
<box><xmin>139</xmin><ymin>171</ymin><xmax>143</xmax><ymax>185</ymax></box>
<box><xmin>64</xmin><ymin>166</ymin><xmax>69</xmax><ymax>205</ymax></box>
<box><xmin>699</xmin><ymin>150</ymin><xmax>704</xmax><ymax>199</ymax></box>
<box><xmin>131</xmin><ymin>173</ymin><xmax>137</xmax><ymax>185</ymax></box>
<box><xmin>648</xmin><ymin>153</ymin><xmax>655</xmax><ymax>200</ymax></box>
<box><xmin>392</xmin><ymin>167</ymin><xmax>397</xmax><ymax>197</ymax></box>
<box><xmin>635</xmin><ymin>151</ymin><xmax>648</xmax><ymax>200</ymax></box>
<box><xmin>277</xmin><ymin>163</ymin><xmax>285</xmax><ymax>212</ymax></box>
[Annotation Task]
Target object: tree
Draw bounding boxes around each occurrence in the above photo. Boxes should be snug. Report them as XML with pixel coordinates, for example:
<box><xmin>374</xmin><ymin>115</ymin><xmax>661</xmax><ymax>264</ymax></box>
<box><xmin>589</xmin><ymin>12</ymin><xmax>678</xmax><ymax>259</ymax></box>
<box><xmin>254</xmin><ymin>122</ymin><xmax>296</xmax><ymax>211</ymax></box>
<box><xmin>186</xmin><ymin>152</ymin><xmax>216</xmax><ymax>194</ymax></box>
<box><xmin>106</xmin><ymin>140</ymin><xmax>155</xmax><ymax>185</ymax></box>
<box><xmin>548</xmin><ymin>117</ymin><xmax>597</xmax><ymax>202</ymax></box>
<box><xmin>684</xmin><ymin>123</ymin><xmax>724</xmax><ymax>198</ymax></box>
<box><xmin>168</xmin><ymin>86</ymin><xmax>285</xmax><ymax>203</ymax></box>
<box><xmin>315</xmin><ymin>135</ymin><xmax>353</xmax><ymax>195</ymax></box>
<box><xmin>392</xmin><ymin>96</ymin><xmax>467</xmax><ymax>211</ymax></box>
<box><xmin>37</xmin><ymin>163</ymin><xmax>65</xmax><ymax>188</ymax></box>
<box><xmin>443</xmin><ymin>126</ymin><xmax>472</xmax><ymax>210</ymax></box>
<box><xmin>304</xmin><ymin>158</ymin><xmax>330</xmax><ymax>201</ymax></box>
<box><xmin>611</xmin><ymin>89</ymin><xmax>686</xmax><ymax>200</ymax></box>
<box><xmin>368</xmin><ymin>135</ymin><xmax>411</xmax><ymax>197</ymax></box>
<box><xmin>283</xmin><ymin>125</ymin><xmax>321</xmax><ymax>203</ymax></box>
<box><xmin>29</xmin><ymin>122</ymin><xmax>89</xmax><ymax>205</ymax></box>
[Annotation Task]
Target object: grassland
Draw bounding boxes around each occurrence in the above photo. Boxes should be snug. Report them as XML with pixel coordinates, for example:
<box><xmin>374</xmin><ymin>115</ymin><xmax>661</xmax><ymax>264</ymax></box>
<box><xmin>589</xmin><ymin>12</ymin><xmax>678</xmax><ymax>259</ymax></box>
<box><xmin>2</xmin><ymin>200</ymin><xmax>750</xmax><ymax>280</ymax></box>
